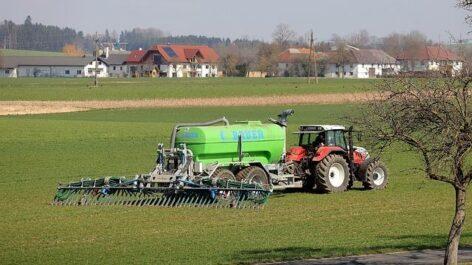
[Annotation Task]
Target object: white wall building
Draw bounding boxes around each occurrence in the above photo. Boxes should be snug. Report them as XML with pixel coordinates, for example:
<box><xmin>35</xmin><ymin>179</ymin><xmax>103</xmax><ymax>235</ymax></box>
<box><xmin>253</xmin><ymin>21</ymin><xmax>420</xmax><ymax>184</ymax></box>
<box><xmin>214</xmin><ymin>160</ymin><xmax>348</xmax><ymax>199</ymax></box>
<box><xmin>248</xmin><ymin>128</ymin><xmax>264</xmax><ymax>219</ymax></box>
<box><xmin>0</xmin><ymin>56</ymin><xmax>92</xmax><ymax>78</ymax></box>
<box><xmin>324</xmin><ymin>48</ymin><xmax>399</xmax><ymax>78</ymax></box>
<box><xmin>84</xmin><ymin>60</ymin><xmax>108</xmax><ymax>78</ymax></box>
<box><xmin>396</xmin><ymin>46</ymin><xmax>462</xmax><ymax>76</ymax></box>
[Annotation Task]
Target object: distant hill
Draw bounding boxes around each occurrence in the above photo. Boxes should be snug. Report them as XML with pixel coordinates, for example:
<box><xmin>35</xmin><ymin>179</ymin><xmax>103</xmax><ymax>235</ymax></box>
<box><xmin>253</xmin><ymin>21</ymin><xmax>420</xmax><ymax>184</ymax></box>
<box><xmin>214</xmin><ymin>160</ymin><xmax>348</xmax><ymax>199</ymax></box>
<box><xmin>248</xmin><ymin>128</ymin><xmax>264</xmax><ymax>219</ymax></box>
<box><xmin>0</xmin><ymin>49</ymin><xmax>66</xmax><ymax>57</ymax></box>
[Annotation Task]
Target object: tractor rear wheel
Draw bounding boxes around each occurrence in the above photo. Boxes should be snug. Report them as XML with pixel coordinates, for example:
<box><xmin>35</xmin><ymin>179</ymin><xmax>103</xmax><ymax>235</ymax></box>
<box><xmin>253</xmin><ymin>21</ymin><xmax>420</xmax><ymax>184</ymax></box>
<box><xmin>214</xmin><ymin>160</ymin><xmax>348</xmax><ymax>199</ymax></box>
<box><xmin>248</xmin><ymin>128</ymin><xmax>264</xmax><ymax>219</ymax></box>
<box><xmin>315</xmin><ymin>154</ymin><xmax>349</xmax><ymax>193</ymax></box>
<box><xmin>236</xmin><ymin>166</ymin><xmax>269</xmax><ymax>187</ymax></box>
<box><xmin>212</xmin><ymin>168</ymin><xmax>236</xmax><ymax>181</ymax></box>
<box><xmin>361</xmin><ymin>160</ymin><xmax>388</xmax><ymax>190</ymax></box>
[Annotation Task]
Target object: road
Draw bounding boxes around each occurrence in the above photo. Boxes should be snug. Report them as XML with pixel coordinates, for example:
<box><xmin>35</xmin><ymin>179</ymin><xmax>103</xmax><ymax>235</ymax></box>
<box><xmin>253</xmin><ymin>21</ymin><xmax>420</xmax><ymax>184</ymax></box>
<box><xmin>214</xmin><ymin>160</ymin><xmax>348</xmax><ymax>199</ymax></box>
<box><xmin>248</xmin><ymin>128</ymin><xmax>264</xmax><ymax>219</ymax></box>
<box><xmin>264</xmin><ymin>249</ymin><xmax>472</xmax><ymax>265</ymax></box>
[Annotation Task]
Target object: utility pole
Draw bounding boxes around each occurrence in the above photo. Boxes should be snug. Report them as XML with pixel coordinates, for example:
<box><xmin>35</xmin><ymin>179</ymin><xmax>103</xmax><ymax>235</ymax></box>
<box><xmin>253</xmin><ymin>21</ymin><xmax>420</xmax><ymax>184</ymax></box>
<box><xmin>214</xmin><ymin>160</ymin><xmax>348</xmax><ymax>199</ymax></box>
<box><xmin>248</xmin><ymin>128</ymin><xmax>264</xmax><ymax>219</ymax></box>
<box><xmin>308</xmin><ymin>30</ymin><xmax>319</xmax><ymax>84</ymax></box>
<box><xmin>93</xmin><ymin>32</ymin><xmax>99</xmax><ymax>87</ymax></box>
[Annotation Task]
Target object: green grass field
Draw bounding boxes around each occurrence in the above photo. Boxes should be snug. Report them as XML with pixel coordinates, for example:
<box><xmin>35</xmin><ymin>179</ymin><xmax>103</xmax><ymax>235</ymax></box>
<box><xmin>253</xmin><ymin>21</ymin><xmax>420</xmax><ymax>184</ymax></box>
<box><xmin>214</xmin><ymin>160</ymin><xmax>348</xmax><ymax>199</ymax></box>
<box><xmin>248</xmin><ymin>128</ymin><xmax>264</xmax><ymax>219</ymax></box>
<box><xmin>0</xmin><ymin>104</ymin><xmax>469</xmax><ymax>264</ymax></box>
<box><xmin>0</xmin><ymin>78</ymin><xmax>374</xmax><ymax>101</ymax></box>
<box><xmin>0</xmin><ymin>49</ymin><xmax>67</xmax><ymax>57</ymax></box>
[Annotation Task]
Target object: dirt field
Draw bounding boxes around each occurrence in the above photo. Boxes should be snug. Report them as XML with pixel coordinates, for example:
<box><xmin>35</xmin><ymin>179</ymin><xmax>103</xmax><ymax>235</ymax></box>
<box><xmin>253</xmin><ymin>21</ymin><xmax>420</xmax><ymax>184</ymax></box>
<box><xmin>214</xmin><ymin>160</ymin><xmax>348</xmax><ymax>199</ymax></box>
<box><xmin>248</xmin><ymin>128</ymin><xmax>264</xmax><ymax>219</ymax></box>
<box><xmin>0</xmin><ymin>92</ymin><xmax>373</xmax><ymax>116</ymax></box>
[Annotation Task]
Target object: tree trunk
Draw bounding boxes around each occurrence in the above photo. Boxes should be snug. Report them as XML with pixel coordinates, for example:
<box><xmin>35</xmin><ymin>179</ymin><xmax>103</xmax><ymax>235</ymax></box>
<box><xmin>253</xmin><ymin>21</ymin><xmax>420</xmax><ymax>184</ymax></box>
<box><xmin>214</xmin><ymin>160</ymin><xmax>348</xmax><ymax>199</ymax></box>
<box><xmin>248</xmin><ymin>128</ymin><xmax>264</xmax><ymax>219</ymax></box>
<box><xmin>444</xmin><ymin>187</ymin><xmax>466</xmax><ymax>265</ymax></box>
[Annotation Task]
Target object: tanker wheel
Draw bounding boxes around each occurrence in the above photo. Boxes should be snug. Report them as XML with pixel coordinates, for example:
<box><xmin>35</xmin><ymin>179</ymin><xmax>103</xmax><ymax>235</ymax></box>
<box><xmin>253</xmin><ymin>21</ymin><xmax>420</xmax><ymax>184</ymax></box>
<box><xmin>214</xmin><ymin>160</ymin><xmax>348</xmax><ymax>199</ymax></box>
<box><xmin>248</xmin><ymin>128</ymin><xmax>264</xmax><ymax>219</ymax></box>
<box><xmin>361</xmin><ymin>160</ymin><xmax>388</xmax><ymax>190</ymax></box>
<box><xmin>212</xmin><ymin>168</ymin><xmax>236</xmax><ymax>181</ymax></box>
<box><xmin>236</xmin><ymin>166</ymin><xmax>269</xmax><ymax>187</ymax></box>
<box><xmin>315</xmin><ymin>154</ymin><xmax>349</xmax><ymax>193</ymax></box>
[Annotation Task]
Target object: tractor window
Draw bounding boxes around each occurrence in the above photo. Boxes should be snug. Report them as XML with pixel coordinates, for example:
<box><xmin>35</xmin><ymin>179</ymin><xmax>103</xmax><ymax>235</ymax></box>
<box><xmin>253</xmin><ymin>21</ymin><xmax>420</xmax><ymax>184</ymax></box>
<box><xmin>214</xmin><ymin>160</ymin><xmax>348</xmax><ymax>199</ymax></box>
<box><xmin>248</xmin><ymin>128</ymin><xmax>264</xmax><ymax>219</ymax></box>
<box><xmin>325</xmin><ymin>130</ymin><xmax>347</xmax><ymax>149</ymax></box>
<box><xmin>335</xmin><ymin>130</ymin><xmax>347</xmax><ymax>149</ymax></box>
<box><xmin>326</xmin><ymin>131</ymin><xmax>336</xmax><ymax>146</ymax></box>
<box><xmin>299</xmin><ymin>133</ymin><xmax>312</xmax><ymax>146</ymax></box>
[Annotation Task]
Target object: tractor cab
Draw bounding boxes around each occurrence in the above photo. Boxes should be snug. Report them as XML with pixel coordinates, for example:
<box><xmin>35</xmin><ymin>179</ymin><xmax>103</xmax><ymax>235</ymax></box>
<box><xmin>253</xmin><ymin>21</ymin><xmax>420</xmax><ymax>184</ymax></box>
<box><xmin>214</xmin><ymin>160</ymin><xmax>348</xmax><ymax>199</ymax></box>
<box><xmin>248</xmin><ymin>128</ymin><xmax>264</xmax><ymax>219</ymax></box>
<box><xmin>287</xmin><ymin>125</ymin><xmax>349</xmax><ymax>163</ymax></box>
<box><xmin>296</xmin><ymin>125</ymin><xmax>348</xmax><ymax>151</ymax></box>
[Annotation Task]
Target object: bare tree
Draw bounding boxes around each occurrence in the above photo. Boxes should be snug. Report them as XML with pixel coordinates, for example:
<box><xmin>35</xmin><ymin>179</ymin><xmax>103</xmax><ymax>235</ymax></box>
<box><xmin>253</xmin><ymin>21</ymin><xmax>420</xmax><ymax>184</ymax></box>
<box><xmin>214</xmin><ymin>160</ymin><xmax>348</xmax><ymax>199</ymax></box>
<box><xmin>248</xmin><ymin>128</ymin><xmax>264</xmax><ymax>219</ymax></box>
<box><xmin>219</xmin><ymin>51</ymin><xmax>239</xmax><ymax>76</ymax></box>
<box><xmin>272</xmin><ymin>24</ymin><xmax>296</xmax><ymax>48</ymax></box>
<box><xmin>356</xmin><ymin>76</ymin><xmax>471</xmax><ymax>265</ymax></box>
<box><xmin>256</xmin><ymin>43</ymin><xmax>281</xmax><ymax>76</ymax></box>
<box><xmin>347</xmin><ymin>29</ymin><xmax>372</xmax><ymax>48</ymax></box>
<box><xmin>380</xmin><ymin>31</ymin><xmax>431</xmax><ymax>57</ymax></box>
<box><xmin>458</xmin><ymin>0</ymin><xmax>472</xmax><ymax>24</ymax></box>
<box><xmin>331</xmin><ymin>35</ymin><xmax>351</xmax><ymax>79</ymax></box>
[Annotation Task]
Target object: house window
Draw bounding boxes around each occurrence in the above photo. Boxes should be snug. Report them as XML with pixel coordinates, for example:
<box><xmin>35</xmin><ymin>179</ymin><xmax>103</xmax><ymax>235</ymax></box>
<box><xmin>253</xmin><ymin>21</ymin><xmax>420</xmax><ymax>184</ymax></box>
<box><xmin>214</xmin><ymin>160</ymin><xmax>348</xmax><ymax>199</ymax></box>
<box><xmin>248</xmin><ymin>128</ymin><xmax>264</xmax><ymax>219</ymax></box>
<box><xmin>88</xmin><ymin>69</ymin><xmax>93</xmax><ymax>74</ymax></box>
<box><xmin>120</xmin><ymin>66</ymin><xmax>123</xmax><ymax>70</ymax></box>
<box><xmin>65</xmin><ymin>70</ymin><xmax>70</xmax><ymax>75</ymax></box>
<box><xmin>350</xmin><ymin>72</ymin><xmax>354</xmax><ymax>76</ymax></box>
<box><xmin>77</xmin><ymin>70</ymin><xmax>82</xmax><ymax>75</ymax></box>
<box><xmin>5</xmin><ymin>69</ymin><xmax>10</xmax><ymax>74</ymax></box>
<box><xmin>99</xmin><ymin>61</ymin><xmax>102</xmax><ymax>65</ymax></box>
<box><xmin>113</xmin><ymin>66</ymin><xmax>116</xmax><ymax>70</ymax></box>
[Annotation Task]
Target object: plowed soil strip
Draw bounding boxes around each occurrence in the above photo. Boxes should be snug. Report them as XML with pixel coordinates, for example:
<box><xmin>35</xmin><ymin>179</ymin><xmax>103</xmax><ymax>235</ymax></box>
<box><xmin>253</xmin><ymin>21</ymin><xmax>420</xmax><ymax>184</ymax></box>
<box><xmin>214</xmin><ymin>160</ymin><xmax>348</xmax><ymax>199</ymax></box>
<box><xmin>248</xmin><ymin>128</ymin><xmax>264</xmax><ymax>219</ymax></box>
<box><xmin>0</xmin><ymin>92</ymin><xmax>374</xmax><ymax>116</ymax></box>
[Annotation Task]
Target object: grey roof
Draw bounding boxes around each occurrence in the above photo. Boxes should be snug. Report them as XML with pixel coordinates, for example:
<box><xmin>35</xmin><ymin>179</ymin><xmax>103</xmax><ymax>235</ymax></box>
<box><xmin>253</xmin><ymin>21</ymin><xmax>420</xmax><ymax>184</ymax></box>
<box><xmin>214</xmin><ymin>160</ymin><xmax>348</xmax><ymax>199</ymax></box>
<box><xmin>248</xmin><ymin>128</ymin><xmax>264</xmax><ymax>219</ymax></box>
<box><xmin>326</xmin><ymin>49</ymin><xmax>397</xmax><ymax>64</ymax></box>
<box><xmin>99</xmin><ymin>53</ymin><xmax>130</xmax><ymax>66</ymax></box>
<box><xmin>0</xmin><ymin>56</ymin><xmax>93</xmax><ymax>68</ymax></box>
<box><xmin>351</xmin><ymin>49</ymin><xmax>397</xmax><ymax>64</ymax></box>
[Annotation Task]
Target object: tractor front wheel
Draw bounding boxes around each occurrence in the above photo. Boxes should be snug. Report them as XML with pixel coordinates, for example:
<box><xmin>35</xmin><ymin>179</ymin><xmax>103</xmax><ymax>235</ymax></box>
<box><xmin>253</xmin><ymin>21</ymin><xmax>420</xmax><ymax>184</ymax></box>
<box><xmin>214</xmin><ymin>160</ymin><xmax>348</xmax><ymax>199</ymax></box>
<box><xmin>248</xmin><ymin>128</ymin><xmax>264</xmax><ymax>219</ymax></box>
<box><xmin>361</xmin><ymin>160</ymin><xmax>388</xmax><ymax>190</ymax></box>
<box><xmin>315</xmin><ymin>154</ymin><xmax>349</xmax><ymax>193</ymax></box>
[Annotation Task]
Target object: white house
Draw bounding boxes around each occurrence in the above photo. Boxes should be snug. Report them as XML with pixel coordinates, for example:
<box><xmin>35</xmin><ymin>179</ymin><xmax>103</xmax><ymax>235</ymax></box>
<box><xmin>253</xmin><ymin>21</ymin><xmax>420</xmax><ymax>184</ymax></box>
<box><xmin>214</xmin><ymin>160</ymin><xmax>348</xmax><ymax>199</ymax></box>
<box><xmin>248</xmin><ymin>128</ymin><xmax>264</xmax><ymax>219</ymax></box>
<box><xmin>0</xmin><ymin>56</ymin><xmax>92</xmax><ymax>78</ymax></box>
<box><xmin>83</xmin><ymin>52</ymin><xmax>130</xmax><ymax>78</ymax></box>
<box><xmin>324</xmin><ymin>47</ymin><xmax>400</xmax><ymax>78</ymax></box>
<box><xmin>84</xmin><ymin>60</ymin><xmax>108</xmax><ymax>78</ymax></box>
<box><xmin>126</xmin><ymin>45</ymin><xmax>219</xmax><ymax>78</ymax></box>
<box><xmin>396</xmin><ymin>45</ymin><xmax>462</xmax><ymax>76</ymax></box>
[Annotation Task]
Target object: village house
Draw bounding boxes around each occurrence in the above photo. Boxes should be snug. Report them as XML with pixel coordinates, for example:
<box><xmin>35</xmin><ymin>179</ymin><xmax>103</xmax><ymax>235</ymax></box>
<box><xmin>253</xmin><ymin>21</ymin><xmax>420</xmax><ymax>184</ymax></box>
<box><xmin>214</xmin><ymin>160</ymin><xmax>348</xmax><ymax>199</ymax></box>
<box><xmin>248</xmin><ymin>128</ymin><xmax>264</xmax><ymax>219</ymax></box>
<box><xmin>84</xmin><ymin>51</ymin><xmax>130</xmax><ymax>78</ymax></box>
<box><xmin>0</xmin><ymin>56</ymin><xmax>92</xmax><ymax>78</ymax></box>
<box><xmin>396</xmin><ymin>45</ymin><xmax>462</xmax><ymax>76</ymax></box>
<box><xmin>126</xmin><ymin>45</ymin><xmax>219</xmax><ymax>78</ymax></box>
<box><xmin>277</xmin><ymin>48</ymin><xmax>323</xmax><ymax>77</ymax></box>
<box><xmin>324</xmin><ymin>46</ymin><xmax>400</xmax><ymax>78</ymax></box>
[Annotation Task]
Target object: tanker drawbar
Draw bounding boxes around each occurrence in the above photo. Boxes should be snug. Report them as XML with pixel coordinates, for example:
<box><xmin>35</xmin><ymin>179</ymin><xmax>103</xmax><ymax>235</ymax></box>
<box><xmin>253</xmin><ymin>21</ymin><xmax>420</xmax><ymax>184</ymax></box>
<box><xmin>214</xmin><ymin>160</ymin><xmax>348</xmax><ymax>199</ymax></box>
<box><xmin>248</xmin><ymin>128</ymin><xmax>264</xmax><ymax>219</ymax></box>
<box><xmin>53</xmin><ymin>110</ymin><xmax>294</xmax><ymax>209</ymax></box>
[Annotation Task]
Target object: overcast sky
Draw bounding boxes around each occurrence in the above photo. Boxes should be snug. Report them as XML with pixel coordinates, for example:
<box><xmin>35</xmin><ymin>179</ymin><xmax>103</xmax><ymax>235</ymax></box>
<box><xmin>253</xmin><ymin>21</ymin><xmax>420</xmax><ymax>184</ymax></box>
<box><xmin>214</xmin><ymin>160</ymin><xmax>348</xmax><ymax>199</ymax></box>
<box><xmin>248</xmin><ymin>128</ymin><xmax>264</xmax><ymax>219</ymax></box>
<box><xmin>1</xmin><ymin>0</ymin><xmax>470</xmax><ymax>41</ymax></box>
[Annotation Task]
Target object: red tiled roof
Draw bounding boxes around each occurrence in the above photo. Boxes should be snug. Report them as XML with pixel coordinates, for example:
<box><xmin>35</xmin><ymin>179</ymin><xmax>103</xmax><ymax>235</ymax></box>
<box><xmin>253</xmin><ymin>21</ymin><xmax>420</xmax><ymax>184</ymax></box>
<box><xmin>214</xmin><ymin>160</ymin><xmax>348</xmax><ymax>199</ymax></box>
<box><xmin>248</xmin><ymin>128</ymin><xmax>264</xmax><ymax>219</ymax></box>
<box><xmin>396</xmin><ymin>46</ymin><xmax>461</xmax><ymax>61</ymax></box>
<box><xmin>150</xmin><ymin>44</ymin><xmax>219</xmax><ymax>63</ymax></box>
<box><xmin>278</xmin><ymin>48</ymin><xmax>323</xmax><ymax>63</ymax></box>
<box><xmin>126</xmin><ymin>50</ymin><xmax>147</xmax><ymax>64</ymax></box>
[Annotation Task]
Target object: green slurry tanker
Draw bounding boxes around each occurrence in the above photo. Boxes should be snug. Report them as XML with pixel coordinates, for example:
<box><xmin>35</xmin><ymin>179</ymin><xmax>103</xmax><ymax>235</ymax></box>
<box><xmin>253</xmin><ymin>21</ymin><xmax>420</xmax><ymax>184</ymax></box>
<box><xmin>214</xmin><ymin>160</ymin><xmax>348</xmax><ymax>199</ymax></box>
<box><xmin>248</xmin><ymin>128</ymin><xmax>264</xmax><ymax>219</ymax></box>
<box><xmin>54</xmin><ymin>110</ymin><xmax>388</xmax><ymax>208</ymax></box>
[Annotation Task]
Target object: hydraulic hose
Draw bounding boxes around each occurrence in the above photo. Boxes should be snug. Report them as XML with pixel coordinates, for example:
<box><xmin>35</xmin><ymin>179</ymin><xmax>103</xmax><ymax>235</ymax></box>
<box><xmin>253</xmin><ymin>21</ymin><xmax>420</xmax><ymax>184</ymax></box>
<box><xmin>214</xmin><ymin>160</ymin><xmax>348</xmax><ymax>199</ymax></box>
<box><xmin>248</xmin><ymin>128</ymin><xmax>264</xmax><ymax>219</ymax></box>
<box><xmin>170</xmin><ymin>117</ymin><xmax>229</xmax><ymax>148</ymax></box>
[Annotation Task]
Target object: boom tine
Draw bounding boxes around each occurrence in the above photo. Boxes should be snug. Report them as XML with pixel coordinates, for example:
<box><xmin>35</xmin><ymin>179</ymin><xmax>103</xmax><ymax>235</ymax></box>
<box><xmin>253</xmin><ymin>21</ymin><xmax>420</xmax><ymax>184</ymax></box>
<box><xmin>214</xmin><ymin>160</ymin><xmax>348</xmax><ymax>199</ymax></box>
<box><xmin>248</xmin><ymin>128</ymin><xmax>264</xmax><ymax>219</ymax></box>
<box><xmin>54</xmin><ymin>176</ymin><xmax>271</xmax><ymax>208</ymax></box>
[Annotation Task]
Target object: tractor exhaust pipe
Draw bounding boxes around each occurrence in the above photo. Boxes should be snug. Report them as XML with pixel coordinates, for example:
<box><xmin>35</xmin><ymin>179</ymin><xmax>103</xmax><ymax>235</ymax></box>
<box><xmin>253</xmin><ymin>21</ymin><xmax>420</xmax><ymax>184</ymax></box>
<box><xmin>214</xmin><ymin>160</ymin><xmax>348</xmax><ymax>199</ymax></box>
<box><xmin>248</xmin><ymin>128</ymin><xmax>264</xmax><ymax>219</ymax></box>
<box><xmin>170</xmin><ymin>117</ymin><xmax>230</xmax><ymax>148</ymax></box>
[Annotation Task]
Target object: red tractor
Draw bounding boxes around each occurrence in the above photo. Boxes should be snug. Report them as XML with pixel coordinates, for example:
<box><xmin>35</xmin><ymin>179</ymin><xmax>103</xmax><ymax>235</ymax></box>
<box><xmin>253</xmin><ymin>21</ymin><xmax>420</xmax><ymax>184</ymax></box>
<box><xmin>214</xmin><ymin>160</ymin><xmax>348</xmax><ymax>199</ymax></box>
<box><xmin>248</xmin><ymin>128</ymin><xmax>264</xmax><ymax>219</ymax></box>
<box><xmin>285</xmin><ymin>125</ymin><xmax>388</xmax><ymax>193</ymax></box>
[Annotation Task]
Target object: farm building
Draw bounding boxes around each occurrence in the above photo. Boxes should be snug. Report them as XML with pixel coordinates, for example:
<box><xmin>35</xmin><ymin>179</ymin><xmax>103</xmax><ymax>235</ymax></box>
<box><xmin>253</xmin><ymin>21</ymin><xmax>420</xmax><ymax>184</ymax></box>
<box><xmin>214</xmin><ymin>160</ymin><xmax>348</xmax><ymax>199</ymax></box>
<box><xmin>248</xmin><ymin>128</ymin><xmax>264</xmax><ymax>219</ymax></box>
<box><xmin>324</xmin><ymin>47</ymin><xmax>400</xmax><ymax>78</ymax></box>
<box><xmin>84</xmin><ymin>52</ymin><xmax>130</xmax><ymax>78</ymax></box>
<box><xmin>126</xmin><ymin>45</ymin><xmax>219</xmax><ymax>78</ymax></box>
<box><xmin>0</xmin><ymin>56</ymin><xmax>92</xmax><ymax>78</ymax></box>
<box><xmin>277</xmin><ymin>48</ymin><xmax>324</xmax><ymax>77</ymax></box>
<box><xmin>396</xmin><ymin>45</ymin><xmax>462</xmax><ymax>76</ymax></box>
